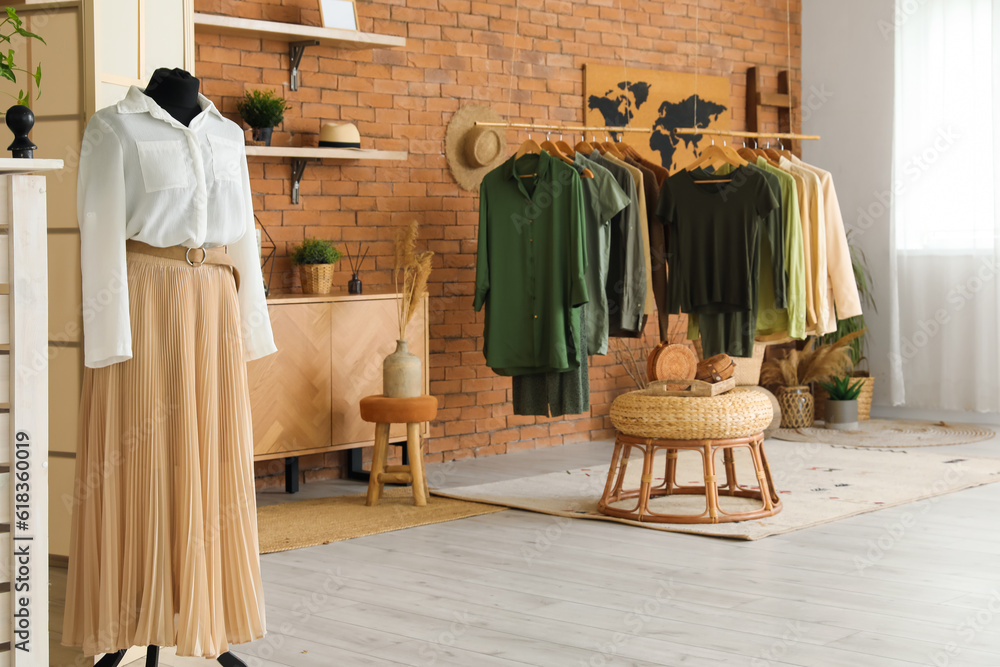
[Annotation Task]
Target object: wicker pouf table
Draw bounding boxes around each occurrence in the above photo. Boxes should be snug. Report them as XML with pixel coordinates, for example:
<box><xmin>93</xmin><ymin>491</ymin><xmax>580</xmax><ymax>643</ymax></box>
<box><xmin>600</xmin><ymin>387</ymin><xmax>781</xmax><ymax>524</ymax></box>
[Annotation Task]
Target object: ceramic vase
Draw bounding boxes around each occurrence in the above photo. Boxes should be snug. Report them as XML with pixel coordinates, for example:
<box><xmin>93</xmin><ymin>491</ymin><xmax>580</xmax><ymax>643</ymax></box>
<box><xmin>777</xmin><ymin>385</ymin><xmax>814</xmax><ymax>429</ymax></box>
<box><xmin>825</xmin><ymin>400</ymin><xmax>859</xmax><ymax>431</ymax></box>
<box><xmin>383</xmin><ymin>339</ymin><xmax>421</xmax><ymax>398</ymax></box>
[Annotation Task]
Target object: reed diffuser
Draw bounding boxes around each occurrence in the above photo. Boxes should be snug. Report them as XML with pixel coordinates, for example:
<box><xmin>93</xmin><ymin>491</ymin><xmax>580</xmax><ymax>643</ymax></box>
<box><xmin>344</xmin><ymin>242</ymin><xmax>370</xmax><ymax>295</ymax></box>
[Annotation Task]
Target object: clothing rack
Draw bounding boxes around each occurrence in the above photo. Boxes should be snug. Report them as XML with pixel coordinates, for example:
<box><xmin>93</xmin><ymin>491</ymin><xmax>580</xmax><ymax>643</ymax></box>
<box><xmin>474</xmin><ymin>121</ymin><xmax>652</xmax><ymax>134</ymax></box>
<box><xmin>473</xmin><ymin>121</ymin><xmax>818</xmax><ymax>142</ymax></box>
<box><xmin>673</xmin><ymin>128</ymin><xmax>821</xmax><ymax>141</ymax></box>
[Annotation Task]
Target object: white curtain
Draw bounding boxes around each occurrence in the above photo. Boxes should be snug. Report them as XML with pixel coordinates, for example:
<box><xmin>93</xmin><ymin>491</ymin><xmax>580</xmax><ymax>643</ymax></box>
<box><xmin>889</xmin><ymin>0</ymin><xmax>1000</xmax><ymax>411</ymax></box>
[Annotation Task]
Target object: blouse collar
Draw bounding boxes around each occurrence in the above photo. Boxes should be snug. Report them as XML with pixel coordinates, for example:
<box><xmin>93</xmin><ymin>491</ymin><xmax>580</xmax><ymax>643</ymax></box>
<box><xmin>116</xmin><ymin>85</ymin><xmax>224</xmax><ymax>127</ymax></box>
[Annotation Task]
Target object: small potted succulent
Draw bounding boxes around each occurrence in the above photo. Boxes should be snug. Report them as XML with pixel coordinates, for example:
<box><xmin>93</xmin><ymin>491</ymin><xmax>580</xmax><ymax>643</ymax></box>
<box><xmin>817</xmin><ymin>375</ymin><xmax>865</xmax><ymax>431</ymax></box>
<box><xmin>291</xmin><ymin>238</ymin><xmax>342</xmax><ymax>295</ymax></box>
<box><xmin>236</xmin><ymin>88</ymin><xmax>289</xmax><ymax>146</ymax></box>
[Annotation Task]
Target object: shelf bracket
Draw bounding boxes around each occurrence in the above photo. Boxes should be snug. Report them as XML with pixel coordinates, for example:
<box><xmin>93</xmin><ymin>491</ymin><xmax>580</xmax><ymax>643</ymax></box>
<box><xmin>289</xmin><ymin>40</ymin><xmax>319</xmax><ymax>90</ymax></box>
<box><xmin>291</xmin><ymin>158</ymin><xmax>309</xmax><ymax>204</ymax></box>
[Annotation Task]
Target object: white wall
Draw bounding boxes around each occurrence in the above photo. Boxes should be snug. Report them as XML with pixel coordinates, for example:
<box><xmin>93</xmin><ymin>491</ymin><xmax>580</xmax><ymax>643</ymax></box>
<box><xmin>801</xmin><ymin>0</ymin><xmax>896</xmax><ymax>408</ymax></box>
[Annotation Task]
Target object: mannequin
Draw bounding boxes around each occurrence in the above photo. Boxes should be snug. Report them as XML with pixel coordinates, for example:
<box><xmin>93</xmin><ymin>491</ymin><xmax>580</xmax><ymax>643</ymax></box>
<box><xmin>84</xmin><ymin>68</ymin><xmax>253</xmax><ymax>667</ymax></box>
<box><xmin>143</xmin><ymin>67</ymin><xmax>203</xmax><ymax>126</ymax></box>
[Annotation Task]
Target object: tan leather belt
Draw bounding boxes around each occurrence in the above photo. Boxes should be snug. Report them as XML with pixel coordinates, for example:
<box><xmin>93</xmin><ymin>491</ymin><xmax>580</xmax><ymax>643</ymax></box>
<box><xmin>126</xmin><ymin>240</ymin><xmax>240</xmax><ymax>290</ymax></box>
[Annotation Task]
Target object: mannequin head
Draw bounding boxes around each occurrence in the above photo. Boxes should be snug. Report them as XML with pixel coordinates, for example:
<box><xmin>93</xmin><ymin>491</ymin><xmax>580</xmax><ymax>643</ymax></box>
<box><xmin>143</xmin><ymin>68</ymin><xmax>202</xmax><ymax>126</ymax></box>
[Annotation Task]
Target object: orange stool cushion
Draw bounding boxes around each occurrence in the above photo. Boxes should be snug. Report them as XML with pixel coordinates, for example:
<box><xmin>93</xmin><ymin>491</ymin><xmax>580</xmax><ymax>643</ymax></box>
<box><xmin>360</xmin><ymin>395</ymin><xmax>438</xmax><ymax>424</ymax></box>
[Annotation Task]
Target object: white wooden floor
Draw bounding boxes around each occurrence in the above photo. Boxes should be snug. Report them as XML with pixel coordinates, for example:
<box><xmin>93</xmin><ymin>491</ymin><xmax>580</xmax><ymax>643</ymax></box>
<box><xmin>237</xmin><ymin>435</ymin><xmax>1000</xmax><ymax>667</ymax></box>
<box><xmin>54</xmin><ymin>434</ymin><xmax>1000</xmax><ymax>666</ymax></box>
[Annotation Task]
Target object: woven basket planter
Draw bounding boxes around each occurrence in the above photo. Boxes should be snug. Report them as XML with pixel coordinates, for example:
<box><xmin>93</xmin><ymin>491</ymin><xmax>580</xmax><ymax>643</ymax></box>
<box><xmin>299</xmin><ymin>263</ymin><xmax>335</xmax><ymax>295</ymax></box>
<box><xmin>814</xmin><ymin>374</ymin><xmax>875</xmax><ymax>422</ymax></box>
<box><xmin>777</xmin><ymin>385</ymin><xmax>814</xmax><ymax>429</ymax></box>
<box><xmin>694</xmin><ymin>339</ymin><xmax>766</xmax><ymax>386</ymax></box>
<box><xmin>609</xmin><ymin>387</ymin><xmax>773</xmax><ymax>440</ymax></box>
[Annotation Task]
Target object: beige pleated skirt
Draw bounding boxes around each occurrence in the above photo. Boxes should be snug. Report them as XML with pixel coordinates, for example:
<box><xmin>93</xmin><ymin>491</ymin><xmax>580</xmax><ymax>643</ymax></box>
<box><xmin>62</xmin><ymin>250</ymin><xmax>266</xmax><ymax>658</ymax></box>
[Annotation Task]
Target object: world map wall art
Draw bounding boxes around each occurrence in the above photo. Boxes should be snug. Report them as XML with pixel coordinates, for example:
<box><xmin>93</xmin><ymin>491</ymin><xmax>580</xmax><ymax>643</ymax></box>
<box><xmin>583</xmin><ymin>64</ymin><xmax>732</xmax><ymax>172</ymax></box>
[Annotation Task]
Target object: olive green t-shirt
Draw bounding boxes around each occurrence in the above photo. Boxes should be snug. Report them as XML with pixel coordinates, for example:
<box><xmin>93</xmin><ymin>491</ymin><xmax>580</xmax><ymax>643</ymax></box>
<box><xmin>474</xmin><ymin>152</ymin><xmax>590</xmax><ymax>376</ymax></box>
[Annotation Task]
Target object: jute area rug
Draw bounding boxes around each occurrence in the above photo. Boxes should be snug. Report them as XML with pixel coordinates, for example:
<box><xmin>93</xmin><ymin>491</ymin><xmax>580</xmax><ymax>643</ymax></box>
<box><xmin>774</xmin><ymin>419</ymin><xmax>995</xmax><ymax>448</ymax></box>
<box><xmin>257</xmin><ymin>486</ymin><xmax>506</xmax><ymax>554</ymax></box>
<box><xmin>432</xmin><ymin>440</ymin><xmax>1000</xmax><ymax>540</ymax></box>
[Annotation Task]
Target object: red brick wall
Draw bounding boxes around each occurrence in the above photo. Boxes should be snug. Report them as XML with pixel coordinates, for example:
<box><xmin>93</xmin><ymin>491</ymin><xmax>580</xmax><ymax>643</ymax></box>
<box><xmin>194</xmin><ymin>0</ymin><xmax>802</xmax><ymax>489</ymax></box>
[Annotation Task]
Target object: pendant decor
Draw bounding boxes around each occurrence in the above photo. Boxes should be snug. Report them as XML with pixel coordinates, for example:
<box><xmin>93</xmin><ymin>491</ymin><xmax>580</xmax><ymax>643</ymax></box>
<box><xmin>6</xmin><ymin>105</ymin><xmax>36</xmax><ymax>158</ymax></box>
<box><xmin>777</xmin><ymin>385</ymin><xmax>814</xmax><ymax>429</ymax></box>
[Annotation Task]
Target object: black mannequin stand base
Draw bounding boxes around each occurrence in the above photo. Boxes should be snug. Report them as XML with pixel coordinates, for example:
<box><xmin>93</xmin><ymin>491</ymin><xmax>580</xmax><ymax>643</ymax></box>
<box><xmin>95</xmin><ymin>647</ymin><xmax>248</xmax><ymax>666</ymax></box>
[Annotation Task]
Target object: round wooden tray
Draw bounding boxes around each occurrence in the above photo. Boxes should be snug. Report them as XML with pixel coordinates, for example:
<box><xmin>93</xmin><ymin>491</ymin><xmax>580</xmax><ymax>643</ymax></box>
<box><xmin>646</xmin><ymin>343</ymin><xmax>698</xmax><ymax>383</ymax></box>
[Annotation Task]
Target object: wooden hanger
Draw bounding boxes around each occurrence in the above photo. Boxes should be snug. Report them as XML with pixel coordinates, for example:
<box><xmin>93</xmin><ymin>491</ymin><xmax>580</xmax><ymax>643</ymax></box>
<box><xmin>542</xmin><ymin>139</ymin><xmax>592</xmax><ymax>178</ymax></box>
<box><xmin>601</xmin><ymin>140</ymin><xmax>624</xmax><ymax>158</ymax></box>
<box><xmin>576</xmin><ymin>137</ymin><xmax>596</xmax><ymax>154</ymax></box>
<box><xmin>555</xmin><ymin>139</ymin><xmax>575</xmax><ymax>157</ymax></box>
<box><xmin>685</xmin><ymin>140</ymin><xmax>748</xmax><ymax>172</ymax></box>
<box><xmin>515</xmin><ymin>136</ymin><xmax>541</xmax><ymax>159</ymax></box>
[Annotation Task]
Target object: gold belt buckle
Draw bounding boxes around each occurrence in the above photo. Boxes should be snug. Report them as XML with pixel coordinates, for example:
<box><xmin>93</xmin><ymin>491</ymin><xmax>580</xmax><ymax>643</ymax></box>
<box><xmin>185</xmin><ymin>247</ymin><xmax>207</xmax><ymax>267</ymax></box>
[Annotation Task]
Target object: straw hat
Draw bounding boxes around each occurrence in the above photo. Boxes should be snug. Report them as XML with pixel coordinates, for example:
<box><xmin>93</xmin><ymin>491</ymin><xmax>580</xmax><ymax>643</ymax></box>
<box><xmin>445</xmin><ymin>105</ymin><xmax>508</xmax><ymax>191</ymax></box>
<box><xmin>319</xmin><ymin>122</ymin><xmax>361</xmax><ymax>148</ymax></box>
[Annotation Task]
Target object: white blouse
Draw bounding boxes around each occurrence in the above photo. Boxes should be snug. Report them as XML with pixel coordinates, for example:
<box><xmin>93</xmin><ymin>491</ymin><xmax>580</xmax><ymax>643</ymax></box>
<box><xmin>78</xmin><ymin>86</ymin><xmax>276</xmax><ymax>368</ymax></box>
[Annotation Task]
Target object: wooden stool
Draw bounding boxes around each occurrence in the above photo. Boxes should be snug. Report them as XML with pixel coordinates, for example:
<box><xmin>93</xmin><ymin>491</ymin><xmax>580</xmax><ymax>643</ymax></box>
<box><xmin>359</xmin><ymin>394</ymin><xmax>437</xmax><ymax>506</ymax></box>
<box><xmin>598</xmin><ymin>432</ymin><xmax>781</xmax><ymax>524</ymax></box>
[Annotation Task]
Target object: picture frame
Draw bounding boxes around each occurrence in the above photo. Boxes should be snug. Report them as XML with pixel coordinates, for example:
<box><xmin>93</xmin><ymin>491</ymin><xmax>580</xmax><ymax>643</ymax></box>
<box><xmin>319</xmin><ymin>0</ymin><xmax>358</xmax><ymax>31</ymax></box>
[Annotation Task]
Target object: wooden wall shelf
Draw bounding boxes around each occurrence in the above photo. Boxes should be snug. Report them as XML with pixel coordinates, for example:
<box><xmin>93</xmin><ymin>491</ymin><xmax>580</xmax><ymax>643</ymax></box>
<box><xmin>245</xmin><ymin>146</ymin><xmax>408</xmax><ymax>204</ymax></box>
<box><xmin>193</xmin><ymin>13</ymin><xmax>405</xmax><ymax>50</ymax></box>
<box><xmin>193</xmin><ymin>13</ymin><xmax>405</xmax><ymax>90</ymax></box>
<box><xmin>245</xmin><ymin>146</ymin><xmax>407</xmax><ymax>161</ymax></box>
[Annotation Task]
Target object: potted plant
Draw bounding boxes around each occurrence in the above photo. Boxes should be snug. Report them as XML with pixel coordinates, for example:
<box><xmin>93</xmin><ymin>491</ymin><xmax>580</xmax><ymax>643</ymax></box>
<box><xmin>236</xmin><ymin>88</ymin><xmax>289</xmax><ymax>146</ymax></box>
<box><xmin>290</xmin><ymin>238</ymin><xmax>341</xmax><ymax>295</ymax></box>
<box><xmin>383</xmin><ymin>221</ymin><xmax>433</xmax><ymax>398</ymax></box>
<box><xmin>817</xmin><ymin>234</ymin><xmax>877</xmax><ymax>420</ymax></box>
<box><xmin>0</xmin><ymin>8</ymin><xmax>44</xmax><ymax>158</ymax></box>
<box><xmin>760</xmin><ymin>330</ymin><xmax>864</xmax><ymax>429</ymax></box>
<box><xmin>817</xmin><ymin>375</ymin><xmax>865</xmax><ymax>431</ymax></box>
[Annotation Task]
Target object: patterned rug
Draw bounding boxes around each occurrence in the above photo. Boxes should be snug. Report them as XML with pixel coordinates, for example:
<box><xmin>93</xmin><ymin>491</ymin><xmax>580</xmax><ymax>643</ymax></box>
<box><xmin>432</xmin><ymin>440</ymin><xmax>1000</xmax><ymax>540</ymax></box>
<box><xmin>774</xmin><ymin>419</ymin><xmax>995</xmax><ymax>448</ymax></box>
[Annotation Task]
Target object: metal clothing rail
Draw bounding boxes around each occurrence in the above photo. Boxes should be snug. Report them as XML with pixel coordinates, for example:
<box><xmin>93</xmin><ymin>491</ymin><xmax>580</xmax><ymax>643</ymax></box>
<box><xmin>673</xmin><ymin>127</ymin><xmax>821</xmax><ymax>141</ymax></box>
<box><xmin>474</xmin><ymin>121</ymin><xmax>652</xmax><ymax>134</ymax></box>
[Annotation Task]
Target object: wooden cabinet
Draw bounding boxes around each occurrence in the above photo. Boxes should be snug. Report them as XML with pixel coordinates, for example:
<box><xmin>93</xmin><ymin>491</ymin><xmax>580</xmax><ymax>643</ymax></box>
<box><xmin>247</xmin><ymin>293</ymin><xmax>429</xmax><ymax>461</ymax></box>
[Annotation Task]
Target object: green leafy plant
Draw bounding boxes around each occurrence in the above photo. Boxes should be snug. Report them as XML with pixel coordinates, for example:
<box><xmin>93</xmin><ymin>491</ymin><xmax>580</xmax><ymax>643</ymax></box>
<box><xmin>236</xmin><ymin>89</ymin><xmax>289</xmax><ymax>129</ymax></box>
<box><xmin>819</xmin><ymin>235</ymin><xmax>877</xmax><ymax>367</ymax></box>
<box><xmin>818</xmin><ymin>375</ymin><xmax>865</xmax><ymax>401</ymax></box>
<box><xmin>0</xmin><ymin>8</ymin><xmax>44</xmax><ymax>106</ymax></box>
<box><xmin>290</xmin><ymin>238</ymin><xmax>342</xmax><ymax>265</ymax></box>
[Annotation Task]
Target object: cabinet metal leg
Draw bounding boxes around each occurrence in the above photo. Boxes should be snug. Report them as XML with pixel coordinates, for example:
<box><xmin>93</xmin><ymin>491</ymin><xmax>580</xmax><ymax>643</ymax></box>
<box><xmin>285</xmin><ymin>456</ymin><xmax>300</xmax><ymax>494</ymax></box>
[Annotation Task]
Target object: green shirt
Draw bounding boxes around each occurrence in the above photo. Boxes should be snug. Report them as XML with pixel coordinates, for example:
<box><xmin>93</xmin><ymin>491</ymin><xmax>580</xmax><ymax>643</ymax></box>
<box><xmin>474</xmin><ymin>152</ymin><xmax>589</xmax><ymax>376</ymax></box>
<box><xmin>574</xmin><ymin>153</ymin><xmax>630</xmax><ymax>355</ymax></box>
<box><xmin>756</xmin><ymin>157</ymin><xmax>806</xmax><ymax>339</ymax></box>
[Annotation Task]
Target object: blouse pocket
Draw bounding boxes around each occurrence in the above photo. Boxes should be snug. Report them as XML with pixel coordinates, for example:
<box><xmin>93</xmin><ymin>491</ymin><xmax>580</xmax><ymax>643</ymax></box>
<box><xmin>135</xmin><ymin>140</ymin><xmax>191</xmax><ymax>192</ymax></box>
<box><xmin>208</xmin><ymin>134</ymin><xmax>243</xmax><ymax>184</ymax></box>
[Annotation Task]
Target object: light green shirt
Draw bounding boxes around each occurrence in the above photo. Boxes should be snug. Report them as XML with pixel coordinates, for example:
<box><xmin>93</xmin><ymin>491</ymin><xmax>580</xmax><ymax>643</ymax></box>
<box><xmin>756</xmin><ymin>157</ymin><xmax>806</xmax><ymax>339</ymax></box>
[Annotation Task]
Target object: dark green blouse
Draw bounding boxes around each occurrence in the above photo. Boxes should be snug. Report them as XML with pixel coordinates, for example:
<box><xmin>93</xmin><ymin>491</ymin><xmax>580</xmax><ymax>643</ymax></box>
<box><xmin>474</xmin><ymin>152</ymin><xmax>589</xmax><ymax>376</ymax></box>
